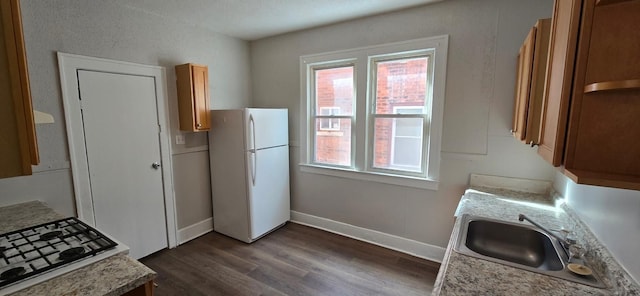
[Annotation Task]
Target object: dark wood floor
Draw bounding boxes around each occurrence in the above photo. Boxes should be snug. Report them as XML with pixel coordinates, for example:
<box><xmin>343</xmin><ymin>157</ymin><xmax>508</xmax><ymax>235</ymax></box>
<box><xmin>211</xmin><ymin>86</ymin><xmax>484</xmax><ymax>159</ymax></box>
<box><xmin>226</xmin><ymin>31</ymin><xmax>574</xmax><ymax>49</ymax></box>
<box><xmin>140</xmin><ymin>222</ymin><xmax>440</xmax><ymax>296</ymax></box>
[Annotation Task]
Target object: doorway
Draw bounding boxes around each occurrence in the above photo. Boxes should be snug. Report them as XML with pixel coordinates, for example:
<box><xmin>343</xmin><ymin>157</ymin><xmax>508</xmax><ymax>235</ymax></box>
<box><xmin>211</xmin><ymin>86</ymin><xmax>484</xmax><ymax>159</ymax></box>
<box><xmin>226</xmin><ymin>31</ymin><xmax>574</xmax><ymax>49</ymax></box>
<box><xmin>58</xmin><ymin>53</ymin><xmax>177</xmax><ymax>258</ymax></box>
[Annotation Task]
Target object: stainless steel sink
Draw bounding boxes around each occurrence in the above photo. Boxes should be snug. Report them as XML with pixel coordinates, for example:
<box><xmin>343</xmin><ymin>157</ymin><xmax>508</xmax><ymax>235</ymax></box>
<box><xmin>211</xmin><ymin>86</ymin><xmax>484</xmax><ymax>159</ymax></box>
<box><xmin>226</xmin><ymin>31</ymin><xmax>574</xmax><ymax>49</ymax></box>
<box><xmin>453</xmin><ymin>215</ymin><xmax>606</xmax><ymax>288</ymax></box>
<box><xmin>465</xmin><ymin>218</ymin><xmax>564</xmax><ymax>271</ymax></box>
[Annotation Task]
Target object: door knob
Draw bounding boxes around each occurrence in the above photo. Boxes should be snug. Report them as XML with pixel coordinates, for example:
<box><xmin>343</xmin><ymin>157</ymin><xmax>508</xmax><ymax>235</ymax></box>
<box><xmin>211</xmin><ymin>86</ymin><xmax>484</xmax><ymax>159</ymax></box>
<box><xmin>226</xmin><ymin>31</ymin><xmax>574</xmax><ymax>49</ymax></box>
<box><xmin>152</xmin><ymin>162</ymin><xmax>161</xmax><ymax>169</ymax></box>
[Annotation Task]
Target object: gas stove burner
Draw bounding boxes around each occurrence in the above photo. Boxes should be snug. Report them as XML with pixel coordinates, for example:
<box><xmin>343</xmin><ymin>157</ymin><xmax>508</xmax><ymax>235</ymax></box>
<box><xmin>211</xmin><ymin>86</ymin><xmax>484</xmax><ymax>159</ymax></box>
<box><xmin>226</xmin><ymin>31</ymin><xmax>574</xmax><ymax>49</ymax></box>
<box><xmin>58</xmin><ymin>247</ymin><xmax>86</xmax><ymax>261</ymax></box>
<box><xmin>0</xmin><ymin>267</ymin><xmax>26</xmax><ymax>281</ymax></box>
<box><xmin>0</xmin><ymin>217</ymin><xmax>118</xmax><ymax>289</ymax></box>
<box><xmin>39</xmin><ymin>230</ymin><xmax>63</xmax><ymax>241</ymax></box>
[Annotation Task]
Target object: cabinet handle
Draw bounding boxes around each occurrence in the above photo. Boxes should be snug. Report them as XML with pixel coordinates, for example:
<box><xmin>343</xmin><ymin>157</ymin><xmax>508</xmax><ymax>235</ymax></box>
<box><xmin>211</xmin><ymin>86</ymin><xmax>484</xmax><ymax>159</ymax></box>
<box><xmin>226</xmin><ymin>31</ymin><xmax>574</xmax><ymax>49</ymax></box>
<box><xmin>584</xmin><ymin>79</ymin><xmax>640</xmax><ymax>93</ymax></box>
<box><xmin>196</xmin><ymin>123</ymin><xmax>202</xmax><ymax>128</ymax></box>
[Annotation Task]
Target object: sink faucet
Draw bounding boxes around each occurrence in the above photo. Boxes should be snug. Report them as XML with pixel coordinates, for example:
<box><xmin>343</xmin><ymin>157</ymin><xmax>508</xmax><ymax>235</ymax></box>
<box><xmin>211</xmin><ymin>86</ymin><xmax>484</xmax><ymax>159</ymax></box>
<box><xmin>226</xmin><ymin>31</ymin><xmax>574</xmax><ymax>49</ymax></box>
<box><xmin>518</xmin><ymin>214</ymin><xmax>576</xmax><ymax>258</ymax></box>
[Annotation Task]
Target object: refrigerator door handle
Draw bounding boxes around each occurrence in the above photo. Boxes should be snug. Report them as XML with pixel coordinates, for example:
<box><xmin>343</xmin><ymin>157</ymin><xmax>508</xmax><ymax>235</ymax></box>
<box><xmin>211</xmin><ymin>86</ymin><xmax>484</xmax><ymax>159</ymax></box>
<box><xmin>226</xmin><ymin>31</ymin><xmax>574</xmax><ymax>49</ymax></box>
<box><xmin>249</xmin><ymin>114</ymin><xmax>257</xmax><ymax>185</ymax></box>
<box><xmin>251</xmin><ymin>151</ymin><xmax>256</xmax><ymax>185</ymax></box>
<box><xmin>249</xmin><ymin>114</ymin><xmax>256</xmax><ymax>152</ymax></box>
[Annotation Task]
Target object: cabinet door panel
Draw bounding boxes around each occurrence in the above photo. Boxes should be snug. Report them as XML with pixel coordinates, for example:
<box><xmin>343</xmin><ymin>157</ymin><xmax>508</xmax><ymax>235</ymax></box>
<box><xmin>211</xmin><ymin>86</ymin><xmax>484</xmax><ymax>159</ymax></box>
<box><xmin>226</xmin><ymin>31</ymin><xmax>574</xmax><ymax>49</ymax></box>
<box><xmin>512</xmin><ymin>53</ymin><xmax>523</xmax><ymax>135</ymax></box>
<box><xmin>512</xmin><ymin>28</ymin><xmax>535</xmax><ymax>142</ymax></box>
<box><xmin>176</xmin><ymin>63</ymin><xmax>210</xmax><ymax>132</ymax></box>
<box><xmin>537</xmin><ymin>0</ymin><xmax>582</xmax><ymax>166</ymax></box>
<box><xmin>192</xmin><ymin>65</ymin><xmax>210</xmax><ymax>131</ymax></box>
<box><xmin>0</xmin><ymin>0</ymin><xmax>37</xmax><ymax>178</ymax></box>
<box><xmin>564</xmin><ymin>0</ymin><xmax>640</xmax><ymax>190</ymax></box>
<box><xmin>570</xmin><ymin>91</ymin><xmax>640</xmax><ymax>175</ymax></box>
<box><xmin>526</xmin><ymin>18</ymin><xmax>551</xmax><ymax>145</ymax></box>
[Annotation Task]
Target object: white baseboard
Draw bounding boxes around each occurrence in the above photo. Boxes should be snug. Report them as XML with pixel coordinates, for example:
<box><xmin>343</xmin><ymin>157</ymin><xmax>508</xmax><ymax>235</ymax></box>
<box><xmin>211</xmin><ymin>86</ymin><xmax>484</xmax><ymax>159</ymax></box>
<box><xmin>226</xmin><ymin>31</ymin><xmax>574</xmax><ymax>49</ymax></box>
<box><xmin>177</xmin><ymin>217</ymin><xmax>213</xmax><ymax>245</ymax></box>
<box><xmin>290</xmin><ymin>211</ymin><xmax>445</xmax><ymax>263</ymax></box>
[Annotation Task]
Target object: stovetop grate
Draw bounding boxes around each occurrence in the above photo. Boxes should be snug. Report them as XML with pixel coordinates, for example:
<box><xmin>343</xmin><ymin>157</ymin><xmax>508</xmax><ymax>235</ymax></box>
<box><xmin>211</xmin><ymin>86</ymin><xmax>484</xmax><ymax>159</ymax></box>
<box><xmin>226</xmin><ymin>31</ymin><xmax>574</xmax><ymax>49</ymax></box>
<box><xmin>0</xmin><ymin>217</ymin><xmax>117</xmax><ymax>288</ymax></box>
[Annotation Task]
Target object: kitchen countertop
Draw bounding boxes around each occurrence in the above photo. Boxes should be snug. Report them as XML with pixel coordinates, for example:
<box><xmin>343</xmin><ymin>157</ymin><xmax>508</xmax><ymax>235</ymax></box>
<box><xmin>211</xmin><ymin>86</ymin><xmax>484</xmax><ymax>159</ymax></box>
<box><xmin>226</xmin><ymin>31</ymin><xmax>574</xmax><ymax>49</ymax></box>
<box><xmin>432</xmin><ymin>178</ymin><xmax>640</xmax><ymax>295</ymax></box>
<box><xmin>0</xmin><ymin>201</ymin><xmax>156</xmax><ymax>296</ymax></box>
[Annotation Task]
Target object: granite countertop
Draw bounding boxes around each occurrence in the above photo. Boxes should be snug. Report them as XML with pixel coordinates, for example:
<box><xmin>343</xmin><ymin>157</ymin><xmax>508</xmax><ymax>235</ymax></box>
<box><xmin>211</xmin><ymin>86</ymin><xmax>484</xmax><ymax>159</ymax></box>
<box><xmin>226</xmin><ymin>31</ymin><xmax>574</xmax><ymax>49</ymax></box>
<box><xmin>0</xmin><ymin>201</ymin><xmax>156</xmax><ymax>296</ymax></box>
<box><xmin>432</xmin><ymin>181</ymin><xmax>640</xmax><ymax>295</ymax></box>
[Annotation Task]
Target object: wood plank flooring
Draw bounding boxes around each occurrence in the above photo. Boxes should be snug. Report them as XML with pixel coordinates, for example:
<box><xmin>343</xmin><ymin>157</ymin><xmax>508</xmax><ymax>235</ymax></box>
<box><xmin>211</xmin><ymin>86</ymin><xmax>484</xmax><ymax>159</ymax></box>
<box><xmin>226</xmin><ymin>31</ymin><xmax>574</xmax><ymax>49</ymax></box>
<box><xmin>140</xmin><ymin>222</ymin><xmax>440</xmax><ymax>296</ymax></box>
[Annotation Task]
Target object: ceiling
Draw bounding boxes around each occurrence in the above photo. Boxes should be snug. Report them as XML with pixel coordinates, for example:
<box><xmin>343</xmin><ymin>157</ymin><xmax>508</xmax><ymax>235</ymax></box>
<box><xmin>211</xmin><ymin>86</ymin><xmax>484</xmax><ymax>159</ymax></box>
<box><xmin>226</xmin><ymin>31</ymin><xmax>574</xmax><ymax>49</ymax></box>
<box><xmin>112</xmin><ymin>0</ymin><xmax>442</xmax><ymax>41</ymax></box>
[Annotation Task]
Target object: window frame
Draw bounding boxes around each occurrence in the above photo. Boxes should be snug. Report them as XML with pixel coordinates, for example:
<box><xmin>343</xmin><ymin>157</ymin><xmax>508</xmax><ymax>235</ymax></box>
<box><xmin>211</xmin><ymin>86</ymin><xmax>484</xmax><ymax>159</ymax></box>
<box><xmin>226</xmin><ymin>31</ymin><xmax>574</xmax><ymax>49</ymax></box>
<box><xmin>309</xmin><ymin>61</ymin><xmax>356</xmax><ymax>168</ymax></box>
<box><xmin>366</xmin><ymin>52</ymin><xmax>434</xmax><ymax>178</ymax></box>
<box><xmin>299</xmin><ymin>36</ymin><xmax>448</xmax><ymax>190</ymax></box>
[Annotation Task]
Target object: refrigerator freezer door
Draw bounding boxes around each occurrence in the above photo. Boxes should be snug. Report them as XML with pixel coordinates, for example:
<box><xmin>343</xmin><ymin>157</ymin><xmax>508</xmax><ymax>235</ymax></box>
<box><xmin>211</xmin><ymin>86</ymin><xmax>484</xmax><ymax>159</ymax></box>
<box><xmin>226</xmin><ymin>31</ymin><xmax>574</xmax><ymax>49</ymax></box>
<box><xmin>246</xmin><ymin>145</ymin><xmax>290</xmax><ymax>240</ymax></box>
<box><xmin>245</xmin><ymin>108</ymin><xmax>289</xmax><ymax>150</ymax></box>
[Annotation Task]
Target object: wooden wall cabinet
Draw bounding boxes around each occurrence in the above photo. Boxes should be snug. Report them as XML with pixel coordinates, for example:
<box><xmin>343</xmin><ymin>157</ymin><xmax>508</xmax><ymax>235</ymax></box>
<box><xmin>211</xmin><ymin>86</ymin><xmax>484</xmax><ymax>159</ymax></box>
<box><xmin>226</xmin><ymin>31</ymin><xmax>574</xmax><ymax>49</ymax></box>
<box><xmin>537</xmin><ymin>0</ymin><xmax>582</xmax><ymax>166</ymax></box>
<box><xmin>512</xmin><ymin>18</ymin><xmax>551</xmax><ymax>145</ymax></box>
<box><xmin>525</xmin><ymin>0</ymin><xmax>640</xmax><ymax>190</ymax></box>
<box><xmin>0</xmin><ymin>0</ymin><xmax>38</xmax><ymax>179</ymax></box>
<box><xmin>175</xmin><ymin>63</ymin><xmax>210</xmax><ymax>132</ymax></box>
<box><xmin>563</xmin><ymin>0</ymin><xmax>640</xmax><ymax>190</ymax></box>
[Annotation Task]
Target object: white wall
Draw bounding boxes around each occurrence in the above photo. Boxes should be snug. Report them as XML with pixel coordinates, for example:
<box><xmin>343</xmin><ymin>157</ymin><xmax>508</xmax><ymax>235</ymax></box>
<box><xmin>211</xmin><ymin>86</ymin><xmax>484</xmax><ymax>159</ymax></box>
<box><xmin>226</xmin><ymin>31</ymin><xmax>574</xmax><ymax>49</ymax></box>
<box><xmin>554</xmin><ymin>172</ymin><xmax>640</xmax><ymax>283</ymax></box>
<box><xmin>0</xmin><ymin>0</ymin><xmax>251</xmax><ymax>230</ymax></box>
<box><xmin>250</xmin><ymin>0</ymin><xmax>556</xmax><ymax>258</ymax></box>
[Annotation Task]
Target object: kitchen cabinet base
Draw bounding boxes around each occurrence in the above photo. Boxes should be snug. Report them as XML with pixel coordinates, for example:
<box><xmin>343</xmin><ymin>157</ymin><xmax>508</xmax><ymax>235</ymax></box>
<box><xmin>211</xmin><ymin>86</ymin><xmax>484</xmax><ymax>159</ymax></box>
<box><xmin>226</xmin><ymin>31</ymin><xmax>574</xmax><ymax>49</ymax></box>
<box><xmin>122</xmin><ymin>280</ymin><xmax>154</xmax><ymax>296</ymax></box>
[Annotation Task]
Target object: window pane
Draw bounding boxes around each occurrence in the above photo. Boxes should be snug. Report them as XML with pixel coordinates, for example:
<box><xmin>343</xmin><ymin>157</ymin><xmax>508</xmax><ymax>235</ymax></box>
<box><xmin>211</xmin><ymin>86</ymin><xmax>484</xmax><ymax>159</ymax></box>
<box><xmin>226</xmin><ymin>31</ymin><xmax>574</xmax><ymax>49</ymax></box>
<box><xmin>374</xmin><ymin>57</ymin><xmax>428</xmax><ymax>114</ymax></box>
<box><xmin>315</xmin><ymin>67</ymin><xmax>354</xmax><ymax>115</ymax></box>
<box><xmin>373</xmin><ymin>117</ymin><xmax>423</xmax><ymax>172</ymax></box>
<box><xmin>395</xmin><ymin>118</ymin><xmax>422</xmax><ymax>137</ymax></box>
<box><xmin>314</xmin><ymin>118</ymin><xmax>351</xmax><ymax>166</ymax></box>
<box><xmin>318</xmin><ymin>107</ymin><xmax>341</xmax><ymax>130</ymax></box>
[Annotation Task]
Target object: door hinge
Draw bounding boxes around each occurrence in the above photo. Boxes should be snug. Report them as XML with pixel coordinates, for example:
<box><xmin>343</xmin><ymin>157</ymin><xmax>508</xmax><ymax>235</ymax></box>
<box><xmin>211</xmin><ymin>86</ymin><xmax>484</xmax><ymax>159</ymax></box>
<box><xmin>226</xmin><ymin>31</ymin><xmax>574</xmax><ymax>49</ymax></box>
<box><xmin>158</xmin><ymin>124</ymin><xmax>162</xmax><ymax>133</ymax></box>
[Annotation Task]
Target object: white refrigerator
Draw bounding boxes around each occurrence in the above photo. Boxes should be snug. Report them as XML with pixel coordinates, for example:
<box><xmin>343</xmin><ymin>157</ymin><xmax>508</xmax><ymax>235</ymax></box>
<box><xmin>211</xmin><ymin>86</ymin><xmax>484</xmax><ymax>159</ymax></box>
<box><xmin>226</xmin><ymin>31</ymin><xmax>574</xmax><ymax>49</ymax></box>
<box><xmin>208</xmin><ymin>108</ymin><xmax>290</xmax><ymax>243</ymax></box>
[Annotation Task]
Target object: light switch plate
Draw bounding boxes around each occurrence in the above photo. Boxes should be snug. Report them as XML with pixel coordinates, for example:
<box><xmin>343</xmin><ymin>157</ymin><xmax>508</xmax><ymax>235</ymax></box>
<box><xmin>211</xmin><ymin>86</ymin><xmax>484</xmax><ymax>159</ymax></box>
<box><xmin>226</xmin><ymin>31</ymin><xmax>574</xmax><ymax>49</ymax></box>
<box><xmin>175</xmin><ymin>134</ymin><xmax>185</xmax><ymax>145</ymax></box>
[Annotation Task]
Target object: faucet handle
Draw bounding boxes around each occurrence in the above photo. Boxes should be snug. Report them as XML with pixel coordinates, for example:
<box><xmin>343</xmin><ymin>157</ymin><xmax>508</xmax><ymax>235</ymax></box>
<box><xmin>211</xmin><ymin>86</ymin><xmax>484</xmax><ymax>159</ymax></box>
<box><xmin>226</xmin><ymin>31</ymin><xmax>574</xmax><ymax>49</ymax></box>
<box><xmin>569</xmin><ymin>244</ymin><xmax>587</xmax><ymax>260</ymax></box>
<box><xmin>555</xmin><ymin>228</ymin><xmax>576</xmax><ymax>244</ymax></box>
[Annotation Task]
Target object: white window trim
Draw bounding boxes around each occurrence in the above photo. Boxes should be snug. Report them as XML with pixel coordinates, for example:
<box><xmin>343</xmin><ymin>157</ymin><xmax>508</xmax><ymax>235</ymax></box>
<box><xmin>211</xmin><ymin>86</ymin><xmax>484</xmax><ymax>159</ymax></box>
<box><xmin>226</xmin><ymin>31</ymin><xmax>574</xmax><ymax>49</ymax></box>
<box><xmin>309</xmin><ymin>61</ymin><xmax>356</xmax><ymax>168</ymax></box>
<box><xmin>299</xmin><ymin>36</ymin><xmax>448</xmax><ymax>191</ymax></box>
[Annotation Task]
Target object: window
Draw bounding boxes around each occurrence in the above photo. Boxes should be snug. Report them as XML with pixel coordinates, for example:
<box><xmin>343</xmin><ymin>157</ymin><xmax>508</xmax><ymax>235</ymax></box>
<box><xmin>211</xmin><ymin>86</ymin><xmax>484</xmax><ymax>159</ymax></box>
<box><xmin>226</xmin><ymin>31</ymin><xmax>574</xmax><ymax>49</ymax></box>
<box><xmin>312</xmin><ymin>66</ymin><xmax>354</xmax><ymax>166</ymax></box>
<box><xmin>300</xmin><ymin>36</ymin><xmax>448</xmax><ymax>190</ymax></box>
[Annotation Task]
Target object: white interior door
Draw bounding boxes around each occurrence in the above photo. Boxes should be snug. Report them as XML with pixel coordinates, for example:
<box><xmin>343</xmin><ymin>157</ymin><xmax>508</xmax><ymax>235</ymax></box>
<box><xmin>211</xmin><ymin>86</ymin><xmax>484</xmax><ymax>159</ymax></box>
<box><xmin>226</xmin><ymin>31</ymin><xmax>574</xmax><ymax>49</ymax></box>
<box><xmin>78</xmin><ymin>70</ymin><xmax>168</xmax><ymax>259</ymax></box>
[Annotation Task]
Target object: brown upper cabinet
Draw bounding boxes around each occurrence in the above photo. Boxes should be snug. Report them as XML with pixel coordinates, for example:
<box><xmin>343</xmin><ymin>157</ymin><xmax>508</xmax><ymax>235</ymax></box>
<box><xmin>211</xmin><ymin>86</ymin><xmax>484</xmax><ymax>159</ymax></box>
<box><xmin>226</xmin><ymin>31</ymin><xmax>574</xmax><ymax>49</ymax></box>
<box><xmin>518</xmin><ymin>0</ymin><xmax>640</xmax><ymax>190</ymax></box>
<box><xmin>563</xmin><ymin>0</ymin><xmax>640</xmax><ymax>190</ymax></box>
<box><xmin>0</xmin><ymin>0</ymin><xmax>38</xmax><ymax>179</ymax></box>
<box><xmin>175</xmin><ymin>63</ymin><xmax>210</xmax><ymax>132</ymax></box>
<box><xmin>537</xmin><ymin>0</ymin><xmax>582</xmax><ymax>167</ymax></box>
<box><xmin>512</xmin><ymin>18</ymin><xmax>551</xmax><ymax>145</ymax></box>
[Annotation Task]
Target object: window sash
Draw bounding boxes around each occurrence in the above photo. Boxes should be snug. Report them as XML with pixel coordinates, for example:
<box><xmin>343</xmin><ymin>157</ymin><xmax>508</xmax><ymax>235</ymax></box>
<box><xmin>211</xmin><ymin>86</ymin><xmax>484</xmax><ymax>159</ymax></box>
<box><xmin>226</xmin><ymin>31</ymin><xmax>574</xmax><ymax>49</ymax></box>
<box><xmin>366</xmin><ymin>53</ymin><xmax>434</xmax><ymax>178</ymax></box>
<box><xmin>368</xmin><ymin>113</ymin><xmax>430</xmax><ymax>176</ymax></box>
<box><xmin>309</xmin><ymin>63</ymin><xmax>356</xmax><ymax>168</ymax></box>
